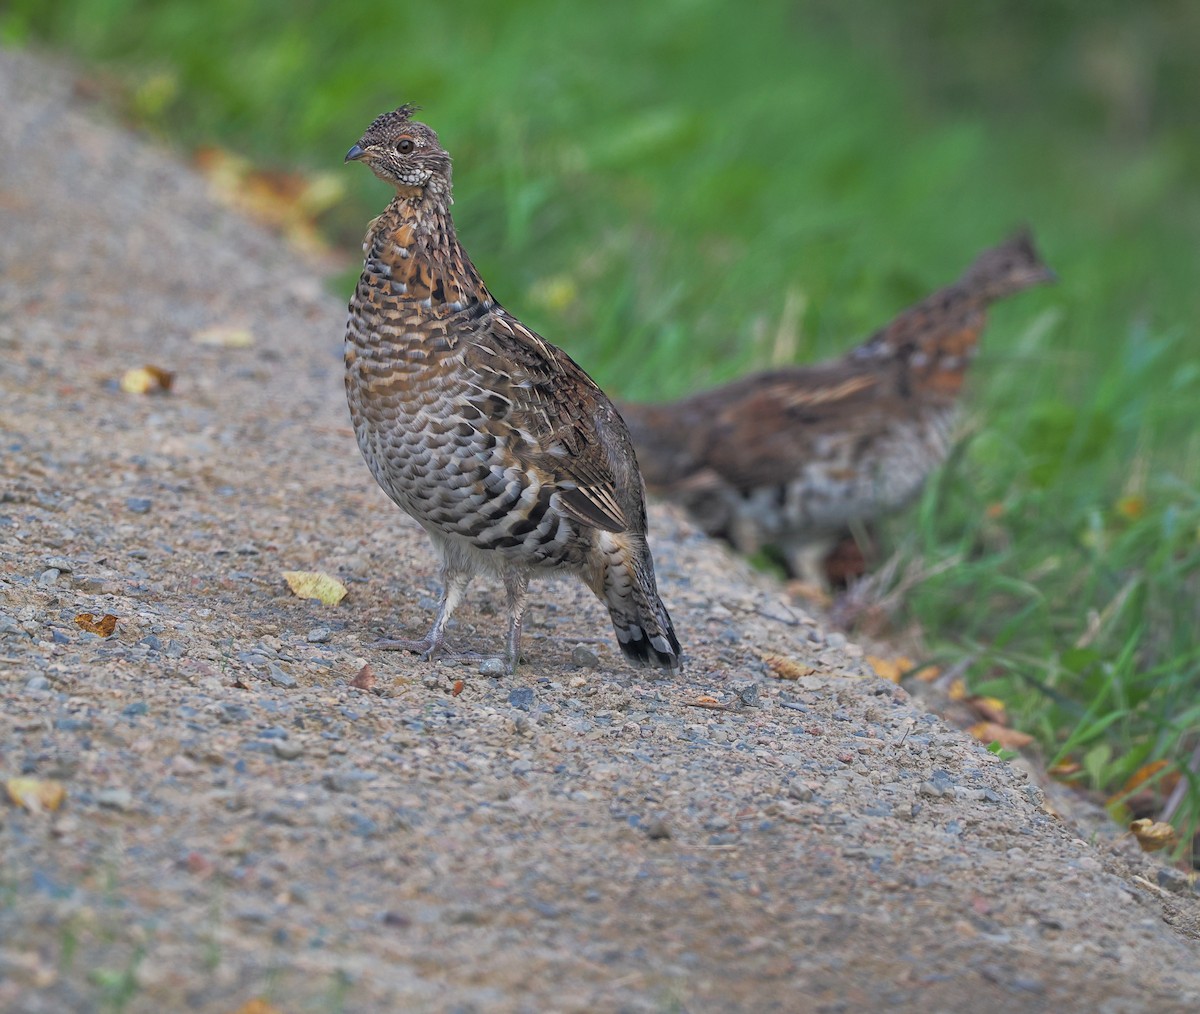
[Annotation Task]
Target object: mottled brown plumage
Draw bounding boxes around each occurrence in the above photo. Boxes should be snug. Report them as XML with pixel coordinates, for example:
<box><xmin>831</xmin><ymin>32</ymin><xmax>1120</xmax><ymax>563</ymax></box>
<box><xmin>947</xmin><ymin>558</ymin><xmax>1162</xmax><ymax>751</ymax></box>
<box><xmin>343</xmin><ymin>105</ymin><xmax>680</xmax><ymax>674</ymax></box>
<box><xmin>623</xmin><ymin>230</ymin><xmax>1055</xmax><ymax>581</ymax></box>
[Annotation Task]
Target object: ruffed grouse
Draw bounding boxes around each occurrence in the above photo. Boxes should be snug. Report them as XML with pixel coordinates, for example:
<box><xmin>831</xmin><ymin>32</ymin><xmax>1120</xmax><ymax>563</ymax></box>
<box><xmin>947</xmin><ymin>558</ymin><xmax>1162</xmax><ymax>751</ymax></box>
<box><xmin>622</xmin><ymin>229</ymin><xmax>1055</xmax><ymax>581</ymax></box>
<box><xmin>343</xmin><ymin>105</ymin><xmax>680</xmax><ymax>674</ymax></box>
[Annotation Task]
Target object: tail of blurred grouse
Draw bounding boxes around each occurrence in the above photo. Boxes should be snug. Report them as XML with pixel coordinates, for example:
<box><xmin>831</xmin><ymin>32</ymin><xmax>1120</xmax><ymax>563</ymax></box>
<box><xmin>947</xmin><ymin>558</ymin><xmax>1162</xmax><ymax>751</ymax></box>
<box><xmin>622</xmin><ymin>228</ymin><xmax>1055</xmax><ymax>583</ymax></box>
<box><xmin>344</xmin><ymin>104</ymin><xmax>680</xmax><ymax>673</ymax></box>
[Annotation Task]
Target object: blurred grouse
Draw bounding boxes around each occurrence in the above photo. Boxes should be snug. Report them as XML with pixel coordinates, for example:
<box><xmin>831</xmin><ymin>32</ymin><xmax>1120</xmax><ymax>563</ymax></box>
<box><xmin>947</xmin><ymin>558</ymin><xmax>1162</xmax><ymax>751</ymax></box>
<box><xmin>343</xmin><ymin>105</ymin><xmax>680</xmax><ymax>674</ymax></box>
<box><xmin>622</xmin><ymin>230</ymin><xmax>1055</xmax><ymax>582</ymax></box>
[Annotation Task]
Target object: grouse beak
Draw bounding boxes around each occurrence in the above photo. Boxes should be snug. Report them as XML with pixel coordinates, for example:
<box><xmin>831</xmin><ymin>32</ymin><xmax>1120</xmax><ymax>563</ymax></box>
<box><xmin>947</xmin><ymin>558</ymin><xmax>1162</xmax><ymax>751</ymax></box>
<box><xmin>344</xmin><ymin>144</ymin><xmax>366</xmax><ymax>164</ymax></box>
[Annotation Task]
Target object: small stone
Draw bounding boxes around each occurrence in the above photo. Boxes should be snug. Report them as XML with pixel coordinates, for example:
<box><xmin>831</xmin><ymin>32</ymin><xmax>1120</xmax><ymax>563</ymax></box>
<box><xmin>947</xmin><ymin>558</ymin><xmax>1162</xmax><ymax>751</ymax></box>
<box><xmin>126</xmin><ymin>497</ymin><xmax>153</xmax><ymax>514</ymax></box>
<box><xmin>644</xmin><ymin>818</ymin><xmax>672</xmax><ymax>840</ymax></box>
<box><xmin>25</xmin><ymin>675</ymin><xmax>50</xmax><ymax>692</ymax></box>
<box><xmin>0</xmin><ymin>614</ymin><xmax>27</xmax><ymax>636</ymax></box>
<box><xmin>787</xmin><ymin>779</ymin><xmax>814</xmax><ymax>802</ymax></box>
<box><xmin>44</xmin><ymin>556</ymin><xmax>74</xmax><ymax>573</ymax></box>
<box><xmin>732</xmin><ymin>682</ymin><xmax>760</xmax><ymax>707</ymax></box>
<box><xmin>508</xmin><ymin>686</ymin><xmax>534</xmax><ymax>711</ymax></box>
<box><xmin>38</xmin><ymin>568</ymin><xmax>60</xmax><ymax>586</ymax></box>
<box><xmin>265</xmin><ymin>663</ymin><xmax>296</xmax><ymax>688</ymax></box>
<box><xmin>479</xmin><ymin>658</ymin><xmax>506</xmax><ymax>677</ymax></box>
<box><xmin>95</xmin><ymin>787</ymin><xmax>134</xmax><ymax>811</ymax></box>
<box><xmin>918</xmin><ymin>769</ymin><xmax>957</xmax><ymax>798</ymax></box>
<box><xmin>1156</xmin><ymin>867</ymin><xmax>1197</xmax><ymax>895</ymax></box>
<box><xmin>306</xmin><ymin>626</ymin><xmax>332</xmax><ymax>643</ymax></box>
<box><xmin>273</xmin><ymin>740</ymin><xmax>304</xmax><ymax>760</ymax></box>
<box><xmin>570</xmin><ymin>645</ymin><xmax>599</xmax><ymax>668</ymax></box>
<box><xmin>323</xmin><ymin>769</ymin><xmax>376</xmax><ymax>793</ymax></box>
<box><xmin>121</xmin><ymin>702</ymin><xmax>149</xmax><ymax>718</ymax></box>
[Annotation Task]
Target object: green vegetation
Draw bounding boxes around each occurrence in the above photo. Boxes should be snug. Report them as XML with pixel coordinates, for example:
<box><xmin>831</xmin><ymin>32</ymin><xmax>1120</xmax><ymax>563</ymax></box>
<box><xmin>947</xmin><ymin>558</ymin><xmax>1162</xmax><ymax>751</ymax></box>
<box><xmin>6</xmin><ymin>0</ymin><xmax>1198</xmax><ymax>847</ymax></box>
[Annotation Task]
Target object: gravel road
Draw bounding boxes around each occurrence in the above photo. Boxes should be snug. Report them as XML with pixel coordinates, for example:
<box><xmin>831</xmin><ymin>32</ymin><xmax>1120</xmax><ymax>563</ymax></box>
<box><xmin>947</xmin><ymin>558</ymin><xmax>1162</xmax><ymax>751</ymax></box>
<box><xmin>1</xmin><ymin>48</ymin><xmax>1197</xmax><ymax>1013</ymax></box>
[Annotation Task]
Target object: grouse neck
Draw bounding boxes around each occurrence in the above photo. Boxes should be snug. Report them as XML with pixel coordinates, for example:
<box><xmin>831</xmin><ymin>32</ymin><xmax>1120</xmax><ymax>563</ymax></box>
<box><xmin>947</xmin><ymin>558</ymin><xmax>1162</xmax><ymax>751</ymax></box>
<box><xmin>366</xmin><ymin>191</ymin><xmax>492</xmax><ymax>314</ymax></box>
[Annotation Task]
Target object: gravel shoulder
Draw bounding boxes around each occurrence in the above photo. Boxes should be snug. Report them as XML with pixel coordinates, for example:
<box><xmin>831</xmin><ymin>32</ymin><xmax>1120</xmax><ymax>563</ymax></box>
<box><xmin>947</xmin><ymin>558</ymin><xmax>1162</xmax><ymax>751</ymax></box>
<box><xmin>1</xmin><ymin>48</ymin><xmax>1197</xmax><ymax>1013</ymax></box>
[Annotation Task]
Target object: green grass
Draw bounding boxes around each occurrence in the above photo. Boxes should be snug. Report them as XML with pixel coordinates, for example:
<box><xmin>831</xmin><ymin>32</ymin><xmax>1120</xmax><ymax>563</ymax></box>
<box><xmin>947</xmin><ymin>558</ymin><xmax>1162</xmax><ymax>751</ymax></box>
<box><xmin>6</xmin><ymin>0</ymin><xmax>1199</xmax><ymax>849</ymax></box>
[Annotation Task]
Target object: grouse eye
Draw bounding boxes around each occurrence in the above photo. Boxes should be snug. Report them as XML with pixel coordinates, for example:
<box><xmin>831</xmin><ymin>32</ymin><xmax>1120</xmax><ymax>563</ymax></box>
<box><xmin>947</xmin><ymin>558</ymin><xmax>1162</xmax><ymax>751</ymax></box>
<box><xmin>395</xmin><ymin>137</ymin><xmax>415</xmax><ymax>154</ymax></box>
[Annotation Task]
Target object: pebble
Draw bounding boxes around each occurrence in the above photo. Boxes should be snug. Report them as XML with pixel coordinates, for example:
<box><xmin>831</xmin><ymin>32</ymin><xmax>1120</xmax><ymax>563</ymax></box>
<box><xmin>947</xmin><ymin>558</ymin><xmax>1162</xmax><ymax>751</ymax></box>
<box><xmin>121</xmin><ymin>702</ymin><xmax>149</xmax><ymax>717</ymax></box>
<box><xmin>306</xmin><ymin>626</ymin><xmax>332</xmax><ymax>643</ymax></box>
<box><xmin>44</xmin><ymin>555</ymin><xmax>73</xmax><ymax>572</ymax></box>
<box><xmin>0</xmin><ymin>613</ymin><xmax>27</xmax><ymax>636</ymax></box>
<box><xmin>37</xmin><ymin>568</ymin><xmax>60</xmax><ymax>586</ymax></box>
<box><xmin>95</xmin><ymin>788</ymin><xmax>134</xmax><ymax>811</ymax></box>
<box><xmin>273</xmin><ymin>740</ymin><xmax>304</xmax><ymax>760</ymax></box>
<box><xmin>732</xmin><ymin>682</ymin><xmax>760</xmax><ymax>707</ymax></box>
<box><xmin>126</xmin><ymin>497</ymin><xmax>153</xmax><ymax>514</ymax></box>
<box><xmin>323</xmin><ymin>769</ymin><xmax>376</xmax><ymax>793</ymax></box>
<box><xmin>1156</xmin><ymin>867</ymin><xmax>1198</xmax><ymax>896</ymax></box>
<box><xmin>918</xmin><ymin>769</ymin><xmax>958</xmax><ymax>799</ymax></box>
<box><xmin>570</xmin><ymin>645</ymin><xmax>599</xmax><ymax>668</ymax></box>
<box><xmin>266</xmin><ymin>663</ymin><xmax>297</xmax><ymax>688</ymax></box>
<box><xmin>508</xmin><ymin>687</ymin><xmax>535</xmax><ymax>711</ymax></box>
<box><xmin>479</xmin><ymin>658</ymin><xmax>506</xmax><ymax>677</ymax></box>
<box><xmin>644</xmin><ymin>817</ymin><xmax>672</xmax><ymax>840</ymax></box>
<box><xmin>25</xmin><ymin>675</ymin><xmax>50</xmax><ymax>692</ymax></box>
<box><xmin>787</xmin><ymin>779</ymin><xmax>814</xmax><ymax>801</ymax></box>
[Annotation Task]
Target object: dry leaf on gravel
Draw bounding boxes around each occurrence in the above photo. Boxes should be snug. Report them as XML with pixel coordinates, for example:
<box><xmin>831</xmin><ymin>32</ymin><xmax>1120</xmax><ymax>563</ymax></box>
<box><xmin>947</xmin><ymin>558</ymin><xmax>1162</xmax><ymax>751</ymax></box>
<box><xmin>119</xmin><ymin>364</ymin><xmax>174</xmax><ymax>394</ymax></box>
<box><xmin>349</xmin><ymin>663</ymin><xmax>376</xmax><ymax>691</ymax></box>
<box><xmin>194</xmin><ymin>325</ymin><xmax>255</xmax><ymax>348</ymax></box>
<box><xmin>968</xmin><ymin>696</ymin><xmax>1009</xmax><ymax>724</ymax></box>
<box><xmin>452</xmin><ymin>679</ymin><xmax>465</xmax><ymax>697</ymax></box>
<box><xmin>762</xmin><ymin>653</ymin><xmax>815</xmax><ymax>680</ymax></box>
<box><xmin>228</xmin><ymin>1000</ymin><xmax>284</xmax><ymax>1014</ymax></box>
<box><xmin>1118</xmin><ymin>760</ymin><xmax>1174</xmax><ymax>797</ymax></box>
<box><xmin>1049</xmin><ymin>760</ymin><xmax>1083</xmax><ymax>779</ymax></box>
<box><xmin>1129</xmin><ymin>818</ymin><xmax>1178</xmax><ymax>853</ymax></box>
<box><xmin>74</xmin><ymin>612</ymin><xmax>117</xmax><ymax>637</ymax></box>
<box><xmin>968</xmin><ymin>721</ymin><xmax>1033</xmax><ymax>750</ymax></box>
<box><xmin>866</xmin><ymin>654</ymin><xmax>912</xmax><ymax>683</ymax></box>
<box><xmin>6</xmin><ymin>777</ymin><xmax>66</xmax><ymax>813</ymax></box>
<box><xmin>193</xmin><ymin>144</ymin><xmax>344</xmax><ymax>255</ymax></box>
<box><xmin>282</xmin><ymin>570</ymin><xmax>347</xmax><ymax>605</ymax></box>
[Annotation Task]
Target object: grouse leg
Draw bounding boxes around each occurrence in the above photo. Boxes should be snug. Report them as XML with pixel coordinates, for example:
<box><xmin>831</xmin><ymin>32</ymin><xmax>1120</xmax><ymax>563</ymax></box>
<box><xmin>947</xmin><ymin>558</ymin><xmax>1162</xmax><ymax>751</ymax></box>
<box><xmin>371</xmin><ymin>554</ymin><xmax>481</xmax><ymax>663</ymax></box>
<box><xmin>501</xmin><ymin>566</ymin><xmax>530</xmax><ymax>675</ymax></box>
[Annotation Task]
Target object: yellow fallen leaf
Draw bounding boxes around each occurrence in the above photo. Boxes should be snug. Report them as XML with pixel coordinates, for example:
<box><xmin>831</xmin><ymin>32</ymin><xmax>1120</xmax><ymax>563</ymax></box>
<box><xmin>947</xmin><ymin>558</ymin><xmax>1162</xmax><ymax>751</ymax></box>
<box><xmin>194</xmin><ymin>325</ymin><xmax>255</xmax><ymax>348</ymax></box>
<box><xmin>761</xmin><ymin>653</ymin><xmax>816</xmax><ymax>680</ymax></box>
<box><xmin>228</xmin><ymin>1001</ymin><xmax>284</xmax><ymax>1014</ymax></box>
<box><xmin>948</xmin><ymin>678</ymin><xmax>968</xmax><ymax>701</ymax></box>
<box><xmin>75</xmin><ymin>612</ymin><xmax>118</xmax><ymax>637</ymax></box>
<box><xmin>120</xmin><ymin>364</ymin><xmax>174</xmax><ymax>394</ymax></box>
<box><xmin>968</xmin><ymin>721</ymin><xmax>1033</xmax><ymax>750</ymax></box>
<box><xmin>866</xmin><ymin>654</ymin><xmax>912</xmax><ymax>683</ymax></box>
<box><xmin>282</xmin><ymin>571</ymin><xmax>347</xmax><ymax>606</ymax></box>
<box><xmin>1129</xmin><ymin>818</ymin><xmax>1177</xmax><ymax>853</ymax></box>
<box><xmin>1119</xmin><ymin>759</ymin><xmax>1171</xmax><ymax>796</ymax></box>
<box><xmin>1049</xmin><ymin>760</ymin><xmax>1082</xmax><ymax>779</ymax></box>
<box><xmin>968</xmin><ymin>696</ymin><xmax>1008</xmax><ymax>724</ymax></box>
<box><xmin>914</xmin><ymin>664</ymin><xmax>941</xmax><ymax>683</ymax></box>
<box><xmin>6</xmin><ymin>777</ymin><xmax>67</xmax><ymax>813</ymax></box>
